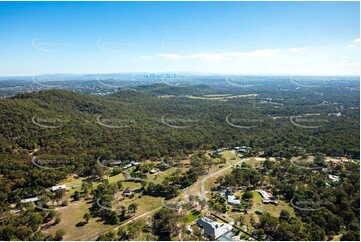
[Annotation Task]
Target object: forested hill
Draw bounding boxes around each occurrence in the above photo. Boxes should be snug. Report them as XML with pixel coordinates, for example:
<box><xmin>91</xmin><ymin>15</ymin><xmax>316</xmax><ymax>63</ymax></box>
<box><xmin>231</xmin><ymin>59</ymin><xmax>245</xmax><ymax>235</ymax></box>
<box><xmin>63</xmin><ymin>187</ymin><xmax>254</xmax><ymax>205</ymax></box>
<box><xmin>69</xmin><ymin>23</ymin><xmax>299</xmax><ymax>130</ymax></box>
<box><xmin>134</xmin><ymin>83</ymin><xmax>221</xmax><ymax>96</ymax></box>
<box><xmin>0</xmin><ymin>89</ymin><xmax>359</xmax><ymax>200</ymax></box>
<box><xmin>1</xmin><ymin>89</ymin><xmax>359</xmax><ymax>157</ymax></box>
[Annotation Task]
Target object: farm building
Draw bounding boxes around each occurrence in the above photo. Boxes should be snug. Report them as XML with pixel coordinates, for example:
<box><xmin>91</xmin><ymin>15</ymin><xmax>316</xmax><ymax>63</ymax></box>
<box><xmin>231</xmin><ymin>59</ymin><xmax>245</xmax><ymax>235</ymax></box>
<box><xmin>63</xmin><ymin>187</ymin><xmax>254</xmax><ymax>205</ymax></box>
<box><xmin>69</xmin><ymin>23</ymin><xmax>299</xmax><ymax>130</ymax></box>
<box><xmin>123</xmin><ymin>187</ymin><xmax>135</xmax><ymax>197</ymax></box>
<box><xmin>51</xmin><ymin>185</ymin><xmax>66</xmax><ymax>192</ymax></box>
<box><xmin>20</xmin><ymin>197</ymin><xmax>39</xmax><ymax>203</ymax></box>
<box><xmin>258</xmin><ymin>190</ymin><xmax>278</xmax><ymax>205</ymax></box>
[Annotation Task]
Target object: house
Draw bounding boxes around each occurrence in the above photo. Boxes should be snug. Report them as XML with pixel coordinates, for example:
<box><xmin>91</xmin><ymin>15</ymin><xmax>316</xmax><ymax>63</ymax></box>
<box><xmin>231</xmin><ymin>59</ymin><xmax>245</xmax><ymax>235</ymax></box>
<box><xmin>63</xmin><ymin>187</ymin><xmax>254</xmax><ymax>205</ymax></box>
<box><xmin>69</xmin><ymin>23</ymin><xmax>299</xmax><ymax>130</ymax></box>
<box><xmin>238</xmin><ymin>149</ymin><xmax>247</xmax><ymax>153</ymax></box>
<box><xmin>234</xmin><ymin>146</ymin><xmax>240</xmax><ymax>150</ymax></box>
<box><xmin>219</xmin><ymin>188</ymin><xmax>233</xmax><ymax>197</ymax></box>
<box><xmin>217</xmin><ymin>230</ymin><xmax>235</xmax><ymax>241</ymax></box>
<box><xmin>20</xmin><ymin>197</ymin><xmax>39</xmax><ymax>203</ymax></box>
<box><xmin>123</xmin><ymin>187</ymin><xmax>135</xmax><ymax>197</ymax></box>
<box><xmin>328</xmin><ymin>174</ymin><xmax>340</xmax><ymax>183</ymax></box>
<box><xmin>258</xmin><ymin>190</ymin><xmax>278</xmax><ymax>205</ymax></box>
<box><xmin>113</xmin><ymin>161</ymin><xmax>122</xmax><ymax>166</ymax></box>
<box><xmin>130</xmin><ymin>161</ymin><xmax>140</xmax><ymax>166</ymax></box>
<box><xmin>255</xmin><ymin>209</ymin><xmax>264</xmax><ymax>215</ymax></box>
<box><xmin>149</xmin><ymin>169</ymin><xmax>157</xmax><ymax>174</ymax></box>
<box><xmin>51</xmin><ymin>185</ymin><xmax>66</xmax><ymax>192</ymax></box>
<box><xmin>216</xmin><ymin>149</ymin><xmax>223</xmax><ymax>153</ymax></box>
<box><xmin>227</xmin><ymin>195</ymin><xmax>241</xmax><ymax>205</ymax></box>
<box><xmin>123</xmin><ymin>164</ymin><xmax>132</xmax><ymax>169</ymax></box>
<box><xmin>197</xmin><ymin>217</ymin><xmax>233</xmax><ymax>239</ymax></box>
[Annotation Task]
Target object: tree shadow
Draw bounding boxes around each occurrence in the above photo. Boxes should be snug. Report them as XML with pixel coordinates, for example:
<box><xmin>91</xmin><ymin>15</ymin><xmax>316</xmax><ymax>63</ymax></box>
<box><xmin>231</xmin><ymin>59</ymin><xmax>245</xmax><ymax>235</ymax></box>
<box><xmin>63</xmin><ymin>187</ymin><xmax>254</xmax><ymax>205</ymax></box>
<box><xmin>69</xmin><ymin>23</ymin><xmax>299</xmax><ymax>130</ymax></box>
<box><xmin>75</xmin><ymin>221</ymin><xmax>87</xmax><ymax>227</ymax></box>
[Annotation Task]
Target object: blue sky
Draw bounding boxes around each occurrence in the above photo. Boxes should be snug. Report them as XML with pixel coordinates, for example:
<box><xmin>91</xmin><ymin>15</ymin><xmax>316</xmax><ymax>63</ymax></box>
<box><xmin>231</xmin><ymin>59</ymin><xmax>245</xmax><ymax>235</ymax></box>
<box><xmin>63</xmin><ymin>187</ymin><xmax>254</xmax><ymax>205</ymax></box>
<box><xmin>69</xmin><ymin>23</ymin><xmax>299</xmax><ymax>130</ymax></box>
<box><xmin>0</xmin><ymin>1</ymin><xmax>359</xmax><ymax>76</ymax></box>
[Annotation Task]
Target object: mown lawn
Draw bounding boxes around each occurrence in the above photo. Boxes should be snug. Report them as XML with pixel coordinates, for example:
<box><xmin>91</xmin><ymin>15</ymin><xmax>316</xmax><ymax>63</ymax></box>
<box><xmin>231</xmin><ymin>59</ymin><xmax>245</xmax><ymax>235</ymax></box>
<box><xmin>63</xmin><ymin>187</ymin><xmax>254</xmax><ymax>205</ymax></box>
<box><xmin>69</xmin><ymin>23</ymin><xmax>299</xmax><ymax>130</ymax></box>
<box><xmin>183</xmin><ymin>210</ymin><xmax>202</xmax><ymax>223</ymax></box>
<box><xmin>221</xmin><ymin>150</ymin><xmax>240</xmax><ymax>165</ymax></box>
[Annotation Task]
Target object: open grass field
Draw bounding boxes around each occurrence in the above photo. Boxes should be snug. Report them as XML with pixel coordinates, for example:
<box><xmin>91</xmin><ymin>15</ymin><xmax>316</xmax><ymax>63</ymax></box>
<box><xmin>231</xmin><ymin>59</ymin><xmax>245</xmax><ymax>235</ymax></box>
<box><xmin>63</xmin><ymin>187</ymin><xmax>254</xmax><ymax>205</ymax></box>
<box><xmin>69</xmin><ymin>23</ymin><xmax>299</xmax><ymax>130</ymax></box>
<box><xmin>220</xmin><ymin>150</ymin><xmax>240</xmax><ymax>165</ymax></box>
<box><xmin>186</xmin><ymin>94</ymin><xmax>258</xmax><ymax>100</ymax></box>
<box><xmin>147</xmin><ymin>166</ymin><xmax>187</xmax><ymax>183</ymax></box>
<box><xmin>41</xmin><ymin>199</ymin><xmax>113</xmax><ymax>241</ymax></box>
<box><xmin>114</xmin><ymin>195</ymin><xmax>162</xmax><ymax>216</ymax></box>
<box><xmin>182</xmin><ymin>210</ymin><xmax>202</xmax><ymax>223</ymax></box>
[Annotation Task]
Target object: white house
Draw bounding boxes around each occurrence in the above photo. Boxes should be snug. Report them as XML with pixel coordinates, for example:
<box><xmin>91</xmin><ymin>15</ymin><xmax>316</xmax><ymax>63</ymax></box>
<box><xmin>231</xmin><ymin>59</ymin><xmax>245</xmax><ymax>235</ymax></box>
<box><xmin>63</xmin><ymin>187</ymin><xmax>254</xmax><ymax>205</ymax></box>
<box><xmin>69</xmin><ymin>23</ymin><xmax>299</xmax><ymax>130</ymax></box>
<box><xmin>20</xmin><ymin>197</ymin><xmax>39</xmax><ymax>203</ymax></box>
<box><xmin>149</xmin><ymin>169</ymin><xmax>157</xmax><ymax>174</ymax></box>
<box><xmin>227</xmin><ymin>195</ymin><xmax>241</xmax><ymax>205</ymax></box>
<box><xmin>51</xmin><ymin>185</ymin><xmax>66</xmax><ymax>192</ymax></box>
<box><xmin>130</xmin><ymin>161</ymin><xmax>140</xmax><ymax>166</ymax></box>
<box><xmin>258</xmin><ymin>190</ymin><xmax>278</xmax><ymax>204</ymax></box>
<box><xmin>328</xmin><ymin>174</ymin><xmax>340</xmax><ymax>183</ymax></box>
<box><xmin>197</xmin><ymin>217</ymin><xmax>233</xmax><ymax>239</ymax></box>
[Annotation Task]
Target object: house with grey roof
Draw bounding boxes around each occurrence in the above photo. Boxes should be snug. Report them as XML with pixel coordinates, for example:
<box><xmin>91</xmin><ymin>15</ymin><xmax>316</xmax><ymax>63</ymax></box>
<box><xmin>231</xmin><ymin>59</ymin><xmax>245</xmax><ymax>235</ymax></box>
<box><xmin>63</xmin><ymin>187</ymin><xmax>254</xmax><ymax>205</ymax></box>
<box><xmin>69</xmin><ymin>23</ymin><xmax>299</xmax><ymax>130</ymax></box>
<box><xmin>197</xmin><ymin>217</ymin><xmax>233</xmax><ymax>239</ymax></box>
<box><xmin>227</xmin><ymin>195</ymin><xmax>241</xmax><ymax>205</ymax></box>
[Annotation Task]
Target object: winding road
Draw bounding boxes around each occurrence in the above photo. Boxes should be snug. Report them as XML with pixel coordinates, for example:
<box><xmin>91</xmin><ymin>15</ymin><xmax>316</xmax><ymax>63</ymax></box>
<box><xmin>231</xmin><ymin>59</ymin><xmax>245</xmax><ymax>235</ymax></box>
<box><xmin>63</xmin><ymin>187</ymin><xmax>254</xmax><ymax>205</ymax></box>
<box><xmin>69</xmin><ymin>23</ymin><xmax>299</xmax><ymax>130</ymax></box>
<box><xmin>201</xmin><ymin>158</ymin><xmax>245</xmax><ymax>200</ymax></box>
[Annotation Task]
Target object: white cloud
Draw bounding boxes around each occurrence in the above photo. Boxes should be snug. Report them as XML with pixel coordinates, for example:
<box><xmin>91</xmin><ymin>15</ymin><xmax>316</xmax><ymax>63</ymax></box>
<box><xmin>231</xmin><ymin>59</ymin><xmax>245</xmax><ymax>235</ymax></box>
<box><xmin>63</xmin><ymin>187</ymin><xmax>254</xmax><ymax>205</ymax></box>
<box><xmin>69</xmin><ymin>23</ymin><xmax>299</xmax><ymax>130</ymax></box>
<box><xmin>348</xmin><ymin>44</ymin><xmax>356</xmax><ymax>48</ymax></box>
<box><xmin>288</xmin><ymin>47</ymin><xmax>309</xmax><ymax>53</ymax></box>
<box><xmin>156</xmin><ymin>54</ymin><xmax>183</xmax><ymax>60</ymax></box>
<box><xmin>140</xmin><ymin>55</ymin><xmax>156</xmax><ymax>59</ymax></box>
<box><xmin>155</xmin><ymin>49</ymin><xmax>281</xmax><ymax>62</ymax></box>
<box><xmin>320</xmin><ymin>62</ymin><xmax>360</xmax><ymax>67</ymax></box>
<box><xmin>354</xmin><ymin>38</ymin><xmax>360</xmax><ymax>43</ymax></box>
<box><xmin>340</xmin><ymin>56</ymin><xmax>350</xmax><ymax>62</ymax></box>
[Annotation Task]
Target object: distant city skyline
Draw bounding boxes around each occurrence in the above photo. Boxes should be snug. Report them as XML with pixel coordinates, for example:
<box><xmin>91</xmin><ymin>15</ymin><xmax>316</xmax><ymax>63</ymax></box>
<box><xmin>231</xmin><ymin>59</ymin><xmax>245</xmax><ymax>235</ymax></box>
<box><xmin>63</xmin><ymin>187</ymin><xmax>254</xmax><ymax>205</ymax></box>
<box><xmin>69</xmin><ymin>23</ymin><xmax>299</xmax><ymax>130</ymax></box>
<box><xmin>0</xmin><ymin>1</ymin><xmax>359</xmax><ymax>76</ymax></box>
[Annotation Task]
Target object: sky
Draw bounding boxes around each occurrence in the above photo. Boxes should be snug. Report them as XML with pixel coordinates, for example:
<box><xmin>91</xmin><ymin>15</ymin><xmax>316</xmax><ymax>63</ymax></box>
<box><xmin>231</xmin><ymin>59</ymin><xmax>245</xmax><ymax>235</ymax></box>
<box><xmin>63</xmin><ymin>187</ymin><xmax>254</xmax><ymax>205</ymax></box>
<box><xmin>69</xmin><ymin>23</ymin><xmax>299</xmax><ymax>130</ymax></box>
<box><xmin>0</xmin><ymin>1</ymin><xmax>359</xmax><ymax>76</ymax></box>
